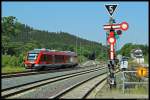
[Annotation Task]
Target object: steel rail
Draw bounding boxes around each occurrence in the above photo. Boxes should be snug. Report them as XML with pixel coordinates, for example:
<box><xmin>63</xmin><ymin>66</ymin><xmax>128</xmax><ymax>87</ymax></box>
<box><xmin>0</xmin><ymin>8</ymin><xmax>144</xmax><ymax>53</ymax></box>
<box><xmin>2</xmin><ymin>65</ymin><xmax>106</xmax><ymax>98</ymax></box>
<box><xmin>2</xmin><ymin>65</ymin><xmax>101</xmax><ymax>91</ymax></box>
<box><xmin>51</xmin><ymin>70</ymin><xmax>120</xmax><ymax>99</ymax></box>
<box><xmin>51</xmin><ymin>73</ymin><xmax>107</xmax><ymax>99</ymax></box>
<box><xmin>83</xmin><ymin>70</ymin><xmax>120</xmax><ymax>99</ymax></box>
<box><xmin>2</xmin><ymin>64</ymin><xmax>100</xmax><ymax>78</ymax></box>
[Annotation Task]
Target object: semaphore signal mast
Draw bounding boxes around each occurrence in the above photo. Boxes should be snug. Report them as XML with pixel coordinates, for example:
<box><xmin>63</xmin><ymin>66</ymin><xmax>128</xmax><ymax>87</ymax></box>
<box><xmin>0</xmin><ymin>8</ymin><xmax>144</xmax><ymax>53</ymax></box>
<box><xmin>104</xmin><ymin>4</ymin><xmax>129</xmax><ymax>88</ymax></box>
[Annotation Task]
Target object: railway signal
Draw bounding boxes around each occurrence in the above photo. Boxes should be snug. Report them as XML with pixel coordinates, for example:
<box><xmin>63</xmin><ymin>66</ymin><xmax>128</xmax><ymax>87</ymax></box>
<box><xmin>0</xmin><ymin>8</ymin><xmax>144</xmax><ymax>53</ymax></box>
<box><xmin>104</xmin><ymin>4</ymin><xmax>129</xmax><ymax>88</ymax></box>
<box><xmin>120</xmin><ymin>22</ymin><xmax>129</xmax><ymax>31</ymax></box>
<box><xmin>116</xmin><ymin>30</ymin><xmax>122</xmax><ymax>35</ymax></box>
<box><xmin>103</xmin><ymin>22</ymin><xmax>129</xmax><ymax>31</ymax></box>
<box><xmin>109</xmin><ymin>31</ymin><xmax>115</xmax><ymax>37</ymax></box>
<box><xmin>114</xmin><ymin>32</ymin><xmax>120</xmax><ymax>39</ymax></box>
<box><xmin>108</xmin><ymin>37</ymin><xmax>116</xmax><ymax>44</ymax></box>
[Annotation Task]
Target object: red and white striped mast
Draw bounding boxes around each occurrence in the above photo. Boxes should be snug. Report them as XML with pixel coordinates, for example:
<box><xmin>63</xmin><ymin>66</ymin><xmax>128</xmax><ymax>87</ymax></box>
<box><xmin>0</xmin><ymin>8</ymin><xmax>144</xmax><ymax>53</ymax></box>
<box><xmin>104</xmin><ymin>4</ymin><xmax>129</xmax><ymax>88</ymax></box>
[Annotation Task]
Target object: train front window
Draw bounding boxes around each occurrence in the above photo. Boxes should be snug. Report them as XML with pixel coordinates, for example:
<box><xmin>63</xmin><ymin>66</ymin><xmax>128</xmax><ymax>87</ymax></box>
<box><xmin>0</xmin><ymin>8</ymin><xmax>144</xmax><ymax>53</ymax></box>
<box><xmin>28</xmin><ymin>53</ymin><xmax>38</xmax><ymax>61</ymax></box>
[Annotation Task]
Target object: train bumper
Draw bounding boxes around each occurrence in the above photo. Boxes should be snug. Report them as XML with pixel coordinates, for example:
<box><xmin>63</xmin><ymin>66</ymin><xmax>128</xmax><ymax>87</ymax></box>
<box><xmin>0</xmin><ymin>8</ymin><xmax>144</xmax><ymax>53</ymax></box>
<box><xmin>24</xmin><ymin>64</ymin><xmax>42</xmax><ymax>70</ymax></box>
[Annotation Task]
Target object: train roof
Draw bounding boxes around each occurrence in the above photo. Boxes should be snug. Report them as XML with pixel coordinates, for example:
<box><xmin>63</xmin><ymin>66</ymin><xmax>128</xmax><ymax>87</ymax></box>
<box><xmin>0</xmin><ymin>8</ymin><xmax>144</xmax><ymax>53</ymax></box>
<box><xmin>28</xmin><ymin>48</ymin><xmax>77</xmax><ymax>56</ymax></box>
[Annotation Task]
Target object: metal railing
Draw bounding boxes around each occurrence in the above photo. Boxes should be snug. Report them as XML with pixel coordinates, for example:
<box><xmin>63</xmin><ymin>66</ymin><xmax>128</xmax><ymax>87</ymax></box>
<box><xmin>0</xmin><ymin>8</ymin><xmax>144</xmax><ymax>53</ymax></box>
<box><xmin>122</xmin><ymin>70</ymin><xmax>149</xmax><ymax>93</ymax></box>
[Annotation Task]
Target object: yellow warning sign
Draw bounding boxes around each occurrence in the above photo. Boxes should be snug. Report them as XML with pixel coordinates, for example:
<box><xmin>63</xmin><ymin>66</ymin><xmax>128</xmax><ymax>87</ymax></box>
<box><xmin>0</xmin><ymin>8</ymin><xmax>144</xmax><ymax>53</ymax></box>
<box><xmin>136</xmin><ymin>67</ymin><xmax>148</xmax><ymax>77</ymax></box>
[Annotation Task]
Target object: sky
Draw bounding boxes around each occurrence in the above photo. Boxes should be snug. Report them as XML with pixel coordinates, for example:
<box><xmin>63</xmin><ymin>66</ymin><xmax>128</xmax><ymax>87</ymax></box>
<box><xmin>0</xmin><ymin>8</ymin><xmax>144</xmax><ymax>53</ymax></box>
<box><xmin>2</xmin><ymin>1</ymin><xmax>149</xmax><ymax>50</ymax></box>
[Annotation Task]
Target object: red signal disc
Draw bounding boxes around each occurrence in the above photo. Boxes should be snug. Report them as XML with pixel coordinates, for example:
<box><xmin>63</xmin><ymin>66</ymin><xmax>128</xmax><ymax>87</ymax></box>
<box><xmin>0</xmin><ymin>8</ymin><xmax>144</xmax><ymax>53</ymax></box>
<box><xmin>120</xmin><ymin>22</ymin><xmax>129</xmax><ymax>31</ymax></box>
<box><xmin>108</xmin><ymin>37</ymin><xmax>116</xmax><ymax>44</ymax></box>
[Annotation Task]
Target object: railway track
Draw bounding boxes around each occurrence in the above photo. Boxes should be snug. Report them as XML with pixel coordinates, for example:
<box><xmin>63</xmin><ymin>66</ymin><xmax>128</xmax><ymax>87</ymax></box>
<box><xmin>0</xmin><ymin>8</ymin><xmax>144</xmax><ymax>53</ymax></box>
<box><xmin>2</xmin><ymin>65</ymin><xmax>106</xmax><ymax>99</ymax></box>
<box><xmin>51</xmin><ymin>70</ymin><xmax>120</xmax><ymax>99</ymax></box>
<box><xmin>50</xmin><ymin>72</ymin><xmax>107</xmax><ymax>99</ymax></box>
<box><xmin>2</xmin><ymin>64</ymin><xmax>100</xmax><ymax>78</ymax></box>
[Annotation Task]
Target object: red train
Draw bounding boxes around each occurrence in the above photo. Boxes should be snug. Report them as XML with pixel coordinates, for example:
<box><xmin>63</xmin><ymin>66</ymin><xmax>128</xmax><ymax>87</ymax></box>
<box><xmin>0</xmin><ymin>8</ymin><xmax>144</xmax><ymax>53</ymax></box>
<box><xmin>24</xmin><ymin>48</ymin><xmax>78</xmax><ymax>70</ymax></box>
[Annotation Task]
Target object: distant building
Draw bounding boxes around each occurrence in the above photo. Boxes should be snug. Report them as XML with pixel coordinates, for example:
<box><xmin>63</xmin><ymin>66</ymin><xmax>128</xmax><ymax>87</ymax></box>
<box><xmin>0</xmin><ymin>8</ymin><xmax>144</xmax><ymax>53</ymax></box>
<box><xmin>130</xmin><ymin>48</ymin><xmax>144</xmax><ymax>64</ymax></box>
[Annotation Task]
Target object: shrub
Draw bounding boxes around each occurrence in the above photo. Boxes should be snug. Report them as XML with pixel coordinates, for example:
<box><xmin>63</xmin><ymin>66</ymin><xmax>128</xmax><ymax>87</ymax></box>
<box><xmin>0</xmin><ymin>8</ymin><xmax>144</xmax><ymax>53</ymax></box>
<box><xmin>2</xmin><ymin>55</ymin><xmax>11</xmax><ymax>67</ymax></box>
<box><xmin>8</xmin><ymin>56</ymin><xmax>17</xmax><ymax>66</ymax></box>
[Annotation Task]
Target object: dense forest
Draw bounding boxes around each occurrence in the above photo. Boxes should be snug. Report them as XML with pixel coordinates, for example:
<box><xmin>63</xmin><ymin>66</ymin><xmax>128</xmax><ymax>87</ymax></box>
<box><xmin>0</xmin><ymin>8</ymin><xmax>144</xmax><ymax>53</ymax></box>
<box><xmin>2</xmin><ymin>16</ymin><xmax>108</xmax><ymax>68</ymax></box>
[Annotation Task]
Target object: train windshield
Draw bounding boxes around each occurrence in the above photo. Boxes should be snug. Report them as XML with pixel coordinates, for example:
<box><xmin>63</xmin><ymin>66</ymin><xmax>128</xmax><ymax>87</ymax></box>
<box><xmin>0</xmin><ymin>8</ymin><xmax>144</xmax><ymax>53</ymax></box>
<box><xmin>28</xmin><ymin>53</ymin><xmax>38</xmax><ymax>61</ymax></box>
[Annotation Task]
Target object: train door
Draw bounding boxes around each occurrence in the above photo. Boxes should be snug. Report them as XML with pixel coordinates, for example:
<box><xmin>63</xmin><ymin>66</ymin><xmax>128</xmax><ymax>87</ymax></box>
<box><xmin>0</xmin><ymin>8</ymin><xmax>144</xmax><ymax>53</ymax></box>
<box><xmin>47</xmin><ymin>54</ymin><xmax>53</xmax><ymax>64</ymax></box>
<box><xmin>70</xmin><ymin>56</ymin><xmax>73</xmax><ymax>63</ymax></box>
<box><xmin>64</xmin><ymin>55</ymin><xmax>68</xmax><ymax>63</ymax></box>
<box><xmin>40</xmin><ymin>54</ymin><xmax>47</xmax><ymax>64</ymax></box>
<box><xmin>66</xmin><ymin>56</ymin><xmax>69</xmax><ymax>63</ymax></box>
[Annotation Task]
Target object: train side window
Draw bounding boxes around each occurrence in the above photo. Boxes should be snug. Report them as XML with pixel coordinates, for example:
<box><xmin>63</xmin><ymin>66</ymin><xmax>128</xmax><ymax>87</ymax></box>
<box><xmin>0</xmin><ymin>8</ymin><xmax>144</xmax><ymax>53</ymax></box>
<box><xmin>48</xmin><ymin>55</ymin><xmax>52</xmax><ymax>63</ymax></box>
<box><xmin>55</xmin><ymin>55</ymin><xmax>64</xmax><ymax>63</ymax></box>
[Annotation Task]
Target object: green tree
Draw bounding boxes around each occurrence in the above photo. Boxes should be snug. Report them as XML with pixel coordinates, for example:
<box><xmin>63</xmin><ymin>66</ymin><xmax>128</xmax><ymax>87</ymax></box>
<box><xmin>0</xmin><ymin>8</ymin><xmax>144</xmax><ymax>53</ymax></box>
<box><xmin>2</xmin><ymin>36</ymin><xmax>10</xmax><ymax>54</ymax></box>
<box><xmin>2</xmin><ymin>16</ymin><xmax>21</xmax><ymax>54</ymax></box>
<box><xmin>2</xmin><ymin>16</ymin><xmax>17</xmax><ymax>36</ymax></box>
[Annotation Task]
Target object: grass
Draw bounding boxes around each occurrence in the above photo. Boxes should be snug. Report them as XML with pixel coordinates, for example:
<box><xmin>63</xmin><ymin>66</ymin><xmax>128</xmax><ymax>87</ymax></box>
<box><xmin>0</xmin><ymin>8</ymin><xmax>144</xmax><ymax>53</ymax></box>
<box><xmin>144</xmin><ymin>55</ymin><xmax>148</xmax><ymax>64</ymax></box>
<box><xmin>115</xmin><ymin>71</ymin><xmax>148</xmax><ymax>94</ymax></box>
<box><xmin>96</xmin><ymin>84</ymin><xmax>148</xmax><ymax>98</ymax></box>
<box><xmin>125</xmin><ymin>85</ymin><xmax>148</xmax><ymax>94</ymax></box>
<box><xmin>2</xmin><ymin>66</ymin><xmax>26</xmax><ymax>73</ymax></box>
<box><xmin>95</xmin><ymin>58</ymin><xmax>148</xmax><ymax>98</ymax></box>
